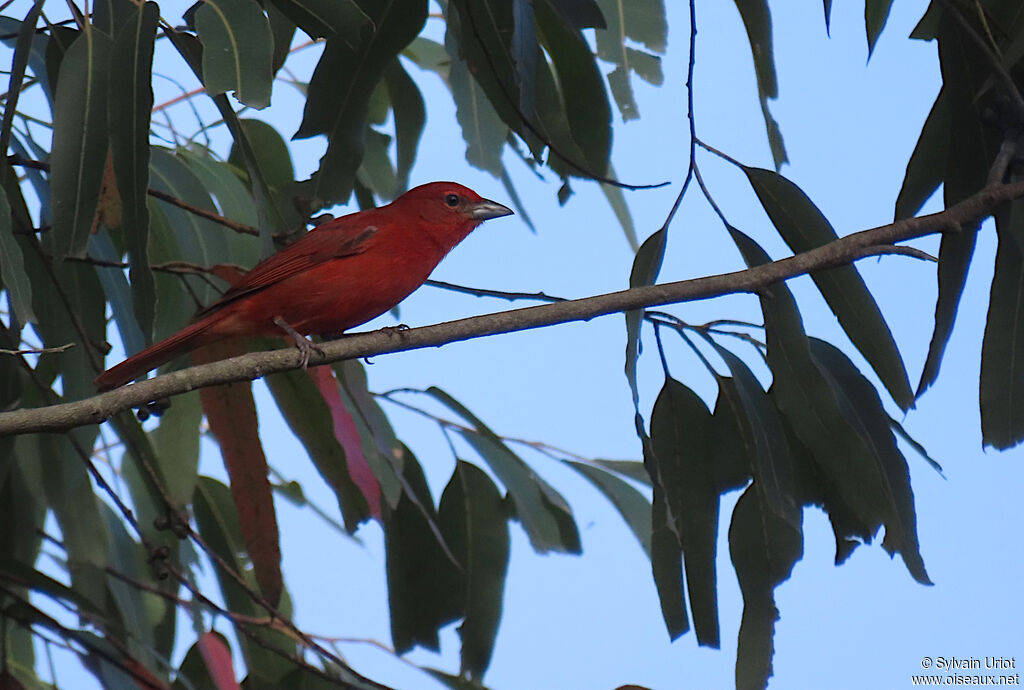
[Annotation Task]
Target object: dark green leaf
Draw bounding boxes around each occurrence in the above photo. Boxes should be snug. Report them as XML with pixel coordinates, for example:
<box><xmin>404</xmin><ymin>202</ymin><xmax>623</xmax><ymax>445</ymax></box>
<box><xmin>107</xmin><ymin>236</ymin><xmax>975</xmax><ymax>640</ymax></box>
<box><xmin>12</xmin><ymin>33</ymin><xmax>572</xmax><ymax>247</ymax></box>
<box><xmin>592</xmin><ymin>459</ymin><xmax>651</xmax><ymax>485</ymax></box>
<box><xmin>512</xmin><ymin>0</ymin><xmax>539</xmax><ymax>117</ymax></box>
<box><xmin>385</xmin><ymin>59</ymin><xmax>426</xmax><ymax>195</ymax></box>
<box><xmin>565</xmin><ymin>461</ymin><xmax>652</xmax><ymax>557</ymax></box>
<box><xmin>732</xmin><ymin>0</ymin><xmax>787</xmax><ymax>168</ymax></box>
<box><xmin>823</xmin><ymin>0</ymin><xmax>832</xmax><ymax>34</ymax></box>
<box><xmin>0</xmin><ymin>0</ymin><xmax>45</xmax><ymax>166</ymax></box>
<box><xmin>919</xmin><ymin>12</ymin><xmax>999</xmax><ymax>396</ymax></box>
<box><xmin>50</xmin><ymin>29</ymin><xmax>112</xmax><ymax>258</ymax></box>
<box><xmin>194</xmin><ymin>0</ymin><xmax>274</xmax><ymax>109</ymax></box>
<box><xmin>981</xmin><ymin>212</ymin><xmax>1024</xmax><ymax>449</ymax></box>
<box><xmin>90</xmin><ymin>228</ymin><xmax>145</xmax><ymax>357</ymax></box>
<box><xmin>743</xmin><ymin>166</ymin><xmax>913</xmax><ymax>410</ymax></box>
<box><xmin>0</xmin><ymin>186</ymin><xmax>34</xmax><ymax>324</ymax></box>
<box><xmin>384</xmin><ymin>450</ymin><xmax>459</xmax><ymax>653</ymax></box>
<box><xmin>625</xmin><ymin>229</ymin><xmax>666</xmax><ymax>413</ymax></box>
<box><xmin>108</xmin><ymin>1</ymin><xmax>158</xmax><ymax>342</ymax></box>
<box><xmin>0</xmin><ymin>12</ymin><xmax>54</xmax><ymax>105</ymax></box>
<box><xmin>296</xmin><ymin>0</ymin><xmax>427</xmax><ymax>205</ymax></box>
<box><xmin>425</xmin><ymin>387</ymin><xmax>580</xmax><ymax>554</ymax></box>
<box><xmin>536</xmin><ymin>0</ymin><xmax>612</xmax><ymax>174</ymax></box>
<box><xmin>601</xmin><ymin>170</ymin><xmax>639</xmax><ymax>250</ymax></box>
<box><xmin>865</xmin><ymin>0</ymin><xmax>894</xmax><ymax>57</ymax></box>
<box><xmin>808</xmin><ymin>339</ymin><xmax>930</xmax><ymax>584</ymax></box>
<box><xmin>648</xmin><ymin>487</ymin><xmax>687</xmax><ymax>639</ymax></box>
<box><xmin>729</xmin><ymin>486</ymin><xmax>802</xmax><ymax>690</ymax></box>
<box><xmin>439</xmin><ymin>461</ymin><xmax>511</xmax><ymax>680</ymax></box>
<box><xmin>650</xmin><ymin>378</ymin><xmax>720</xmax><ymax>648</ymax></box>
<box><xmin>264</xmin><ymin>367</ymin><xmax>372</xmax><ymax>531</ymax></box>
<box><xmin>268</xmin><ymin>0</ymin><xmax>369</xmax><ymax>41</ymax></box>
<box><xmin>266</xmin><ymin>2</ymin><xmax>296</xmax><ymax>76</ymax></box>
<box><xmin>894</xmin><ymin>90</ymin><xmax>948</xmax><ymax>221</ymax></box>
<box><xmin>712</xmin><ymin>347</ymin><xmax>796</xmax><ymax>526</ymax></box>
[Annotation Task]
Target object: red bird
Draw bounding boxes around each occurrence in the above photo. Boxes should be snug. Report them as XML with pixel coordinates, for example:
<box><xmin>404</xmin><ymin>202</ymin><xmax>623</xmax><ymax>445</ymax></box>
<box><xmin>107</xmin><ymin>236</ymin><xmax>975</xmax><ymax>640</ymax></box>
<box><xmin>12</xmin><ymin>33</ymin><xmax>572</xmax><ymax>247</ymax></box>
<box><xmin>95</xmin><ymin>182</ymin><xmax>513</xmax><ymax>391</ymax></box>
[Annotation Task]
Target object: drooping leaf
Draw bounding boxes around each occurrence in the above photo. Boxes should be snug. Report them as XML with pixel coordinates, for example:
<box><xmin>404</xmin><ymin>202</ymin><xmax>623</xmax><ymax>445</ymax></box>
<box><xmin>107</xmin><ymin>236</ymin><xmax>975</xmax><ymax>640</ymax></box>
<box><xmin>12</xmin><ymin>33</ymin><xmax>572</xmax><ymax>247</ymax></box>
<box><xmin>732</xmin><ymin>0</ymin><xmax>787</xmax><ymax>168</ymax></box>
<box><xmin>981</xmin><ymin>208</ymin><xmax>1024</xmax><ymax>449</ymax></box>
<box><xmin>268</xmin><ymin>0</ymin><xmax>369</xmax><ymax>42</ymax></box>
<box><xmin>808</xmin><ymin>339</ymin><xmax>930</xmax><ymax>584</ymax></box>
<box><xmin>0</xmin><ymin>186</ymin><xmax>33</xmax><ymax>324</ymax></box>
<box><xmin>918</xmin><ymin>12</ymin><xmax>999</xmax><ymax>396</ymax></box>
<box><xmin>194</xmin><ymin>0</ymin><xmax>274</xmax><ymax>109</ymax></box>
<box><xmin>384</xmin><ymin>450</ymin><xmax>459</xmax><ymax>654</ymax></box>
<box><xmin>594</xmin><ymin>0</ymin><xmax>666</xmax><ymax>120</ymax></box>
<box><xmin>865</xmin><ymin>0</ymin><xmax>894</xmax><ymax>57</ymax></box>
<box><xmin>438</xmin><ymin>461</ymin><xmax>511</xmax><ymax>681</ymax></box>
<box><xmin>729</xmin><ymin>486</ymin><xmax>803</xmax><ymax>690</ymax></box>
<box><xmin>425</xmin><ymin>387</ymin><xmax>580</xmax><ymax>554</ymax></box>
<box><xmin>108</xmin><ymin>1</ymin><xmax>158</xmax><ymax>342</ymax></box>
<box><xmin>894</xmin><ymin>90</ymin><xmax>948</xmax><ymax>221</ymax></box>
<box><xmin>296</xmin><ymin>0</ymin><xmax>427</xmax><ymax>205</ymax></box>
<box><xmin>50</xmin><ymin>29</ymin><xmax>112</xmax><ymax>258</ymax></box>
<box><xmin>307</xmin><ymin>365</ymin><xmax>382</xmax><ymax>518</ymax></box>
<box><xmin>535</xmin><ymin>0</ymin><xmax>612</xmax><ymax>175</ymax></box>
<box><xmin>648</xmin><ymin>483</ymin><xmax>687</xmax><ymax>640</ymax></box>
<box><xmin>197</xmin><ymin>631</ymin><xmax>240</xmax><ymax>690</ymax></box>
<box><xmin>823</xmin><ymin>0</ymin><xmax>832</xmax><ymax>34</ymax></box>
<box><xmin>649</xmin><ymin>378</ymin><xmax>721</xmax><ymax>648</ymax></box>
<box><xmin>601</xmin><ymin>169</ymin><xmax>639</xmax><ymax>250</ymax></box>
<box><xmin>625</xmin><ymin>229</ymin><xmax>667</xmax><ymax>414</ymax></box>
<box><xmin>445</xmin><ymin>24</ymin><xmax>508</xmax><ymax>177</ymax></box>
<box><xmin>195</xmin><ymin>342</ymin><xmax>284</xmax><ymax>608</ymax></box>
<box><xmin>743</xmin><ymin>166</ymin><xmax>913</xmax><ymax>410</ymax></box>
<box><xmin>512</xmin><ymin>0</ymin><xmax>539</xmax><ymax>117</ymax></box>
<box><xmin>385</xmin><ymin>59</ymin><xmax>426</xmax><ymax>195</ymax></box>
<box><xmin>565</xmin><ymin>461</ymin><xmax>652</xmax><ymax>557</ymax></box>
<box><xmin>264</xmin><ymin>365</ymin><xmax>372</xmax><ymax>531</ymax></box>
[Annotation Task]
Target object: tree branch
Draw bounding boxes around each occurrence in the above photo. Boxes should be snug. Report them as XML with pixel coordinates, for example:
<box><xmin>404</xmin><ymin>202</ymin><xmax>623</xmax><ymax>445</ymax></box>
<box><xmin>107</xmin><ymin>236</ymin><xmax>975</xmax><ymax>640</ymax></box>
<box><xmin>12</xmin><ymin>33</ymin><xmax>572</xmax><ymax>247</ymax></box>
<box><xmin>3</xmin><ymin>178</ymin><xmax>1023</xmax><ymax>436</ymax></box>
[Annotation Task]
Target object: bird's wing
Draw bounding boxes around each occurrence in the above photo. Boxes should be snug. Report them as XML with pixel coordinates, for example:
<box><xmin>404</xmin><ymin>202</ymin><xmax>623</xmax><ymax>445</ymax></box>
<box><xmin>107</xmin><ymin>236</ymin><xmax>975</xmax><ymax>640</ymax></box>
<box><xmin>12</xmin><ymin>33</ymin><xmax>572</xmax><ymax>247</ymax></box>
<box><xmin>195</xmin><ymin>221</ymin><xmax>380</xmax><ymax>318</ymax></box>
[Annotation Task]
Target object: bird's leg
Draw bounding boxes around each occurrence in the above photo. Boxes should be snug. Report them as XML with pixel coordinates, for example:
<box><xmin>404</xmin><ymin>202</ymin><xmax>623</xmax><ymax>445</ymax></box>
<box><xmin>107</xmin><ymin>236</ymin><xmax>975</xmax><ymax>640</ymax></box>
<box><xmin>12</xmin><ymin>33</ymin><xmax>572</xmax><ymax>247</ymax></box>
<box><xmin>273</xmin><ymin>316</ymin><xmax>323</xmax><ymax>369</ymax></box>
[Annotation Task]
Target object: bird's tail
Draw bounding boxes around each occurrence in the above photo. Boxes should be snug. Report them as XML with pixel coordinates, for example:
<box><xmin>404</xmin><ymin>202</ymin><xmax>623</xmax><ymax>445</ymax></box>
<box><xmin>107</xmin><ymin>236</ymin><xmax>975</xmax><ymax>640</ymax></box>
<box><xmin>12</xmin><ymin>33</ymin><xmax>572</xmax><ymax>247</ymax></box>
<box><xmin>94</xmin><ymin>319</ymin><xmax>221</xmax><ymax>391</ymax></box>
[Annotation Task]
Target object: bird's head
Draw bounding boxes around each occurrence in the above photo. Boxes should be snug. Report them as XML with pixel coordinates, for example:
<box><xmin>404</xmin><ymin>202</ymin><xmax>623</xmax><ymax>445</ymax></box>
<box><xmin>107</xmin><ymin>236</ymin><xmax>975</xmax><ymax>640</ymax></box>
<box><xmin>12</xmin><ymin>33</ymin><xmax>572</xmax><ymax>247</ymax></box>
<box><xmin>396</xmin><ymin>182</ymin><xmax>514</xmax><ymax>229</ymax></box>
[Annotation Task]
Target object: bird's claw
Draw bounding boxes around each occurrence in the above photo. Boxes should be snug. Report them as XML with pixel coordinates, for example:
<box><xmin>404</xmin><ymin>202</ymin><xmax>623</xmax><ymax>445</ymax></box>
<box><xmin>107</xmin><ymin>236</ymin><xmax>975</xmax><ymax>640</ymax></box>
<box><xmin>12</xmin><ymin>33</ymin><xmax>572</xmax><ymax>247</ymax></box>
<box><xmin>274</xmin><ymin>316</ymin><xmax>324</xmax><ymax>369</ymax></box>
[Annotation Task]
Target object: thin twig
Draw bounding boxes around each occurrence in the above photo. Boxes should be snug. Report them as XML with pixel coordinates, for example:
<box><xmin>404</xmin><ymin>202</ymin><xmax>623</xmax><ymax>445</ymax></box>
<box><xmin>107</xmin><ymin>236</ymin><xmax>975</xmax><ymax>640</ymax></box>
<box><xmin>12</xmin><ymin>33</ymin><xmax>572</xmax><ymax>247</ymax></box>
<box><xmin>0</xmin><ymin>342</ymin><xmax>75</xmax><ymax>356</ymax></box>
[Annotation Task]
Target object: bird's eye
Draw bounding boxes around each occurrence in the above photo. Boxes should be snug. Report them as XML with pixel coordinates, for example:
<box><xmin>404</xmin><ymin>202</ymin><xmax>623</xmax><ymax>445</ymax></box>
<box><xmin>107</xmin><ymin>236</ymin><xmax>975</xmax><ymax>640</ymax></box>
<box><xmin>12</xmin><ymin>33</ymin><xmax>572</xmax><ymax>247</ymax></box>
<box><xmin>444</xmin><ymin>193</ymin><xmax>460</xmax><ymax>207</ymax></box>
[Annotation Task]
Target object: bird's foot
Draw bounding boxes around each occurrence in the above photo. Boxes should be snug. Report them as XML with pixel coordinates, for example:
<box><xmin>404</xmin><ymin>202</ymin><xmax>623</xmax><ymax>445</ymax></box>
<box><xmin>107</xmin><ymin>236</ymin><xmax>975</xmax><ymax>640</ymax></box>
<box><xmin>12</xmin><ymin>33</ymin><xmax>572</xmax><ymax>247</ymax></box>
<box><xmin>273</xmin><ymin>316</ymin><xmax>323</xmax><ymax>369</ymax></box>
<box><xmin>136</xmin><ymin>398</ymin><xmax>171</xmax><ymax>421</ymax></box>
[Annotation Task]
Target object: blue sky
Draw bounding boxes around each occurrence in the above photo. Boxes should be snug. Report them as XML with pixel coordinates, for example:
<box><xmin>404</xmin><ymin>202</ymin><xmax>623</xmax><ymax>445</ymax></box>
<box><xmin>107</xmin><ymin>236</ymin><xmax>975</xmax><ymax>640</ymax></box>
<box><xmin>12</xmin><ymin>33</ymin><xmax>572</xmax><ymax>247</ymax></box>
<box><xmin>17</xmin><ymin>0</ymin><xmax>1023</xmax><ymax>688</ymax></box>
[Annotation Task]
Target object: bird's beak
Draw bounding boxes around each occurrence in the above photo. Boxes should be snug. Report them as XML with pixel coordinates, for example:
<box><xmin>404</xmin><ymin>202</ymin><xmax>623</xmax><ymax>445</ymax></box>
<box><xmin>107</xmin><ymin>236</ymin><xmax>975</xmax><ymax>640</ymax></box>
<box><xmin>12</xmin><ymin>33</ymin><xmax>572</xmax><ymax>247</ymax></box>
<box><xmin>470</xmin><ymin>198</ymin><xmax>514</xmax><ymax>221</ymax></box>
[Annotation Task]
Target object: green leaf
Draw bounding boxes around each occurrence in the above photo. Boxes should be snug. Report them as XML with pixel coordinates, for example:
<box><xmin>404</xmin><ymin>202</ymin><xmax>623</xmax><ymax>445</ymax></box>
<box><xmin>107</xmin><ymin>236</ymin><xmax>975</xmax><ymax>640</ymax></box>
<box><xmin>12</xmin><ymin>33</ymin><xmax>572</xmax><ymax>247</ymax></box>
<box><xmin>536</xmin><ymin>0</ymin><xmax>612</xmax><ymax>174</ymax></box>
<box><xmin>981</xmin><ymin>211</ymin><xmax>1024</xmax><ymax>449</ymax></box>
<box><xmin>712</xmin><ymin>346</ymin><xmax>797</xmax><ymax>527</ymax></box>
<box><xmin>90</xmin><ymin>228</ymin><xmax>145</xmax><ymax>357</ymax></box>
<box><xmin>445</xmin><ymin>26</ymin><xmax>508</xmax><ymax>177</ymax></box>
<box><xmin>823</xmin><ymin>0</ymin><xmax>832</xmax><ymax>34</ymax></box>
<box><xmin>565</xmin><ymin>461</ymin><xmax>652</xmax><ymax>558</ymax></box>
<box><xmin>743</xmin><ymin>167</ymin><xmax>913</xmax><ymax>410</ymax></box>
<box><xmin>108</xmin><ymin>1</ymin><xmax>158</xmax><ymax>342</ymax></box>
<box><xmin>648</xmin><ymin>485</ymin><xmax>687</xmax><ymax>639</ymax></box>
<box><xmin>264</xmin><ymin>367</ymin><xmax>372</xmax><ymax>531</ymax></box>
<box><xmin>438</xmin><ymin>461</ymin><xmax>510</xmax><ymax>681</ymax></box>
<box><xmin>425</xmin><ymin>387</ymin><xmax>580</xmax><ymax>554</ymax></box>
<box><xmin>594</xmin><ymin>0</ymin><xmax>666</xmax><ymax>120</ymax></box>
<box><xmin>194</xmin><ymin>0</ymin><xmax>274</xmax><ymax>109</ymax></box>
<box><xmin>512</xmin><ymin>0</ymin><xmax>539</xmax><ymax>117</ymax></box>
<box><xmin>602</xmin><ymin>165</ymin><xmax>639</xmax><ymax>250</ymax></box>
<box><xmin>894</xmin><ymin>90</ymin><xmax>948</xmax><ymax>221</ymax></box>
<box><xmin>384</xmin><ymin>451</ymin><xmax>459</xmax><ymax>654</ymax></box>
<box><xmin>625</xmin><ymin>229</ymin><xmax>666</xmax><ymax>411</ymax></box>
<box><xmin>650</xmin><ymin>378</ymin><xmax>721</xmax><ymax>648</ymax></box>
<box><xmin>808</xmin><ymin>339</ymin><xmax>930</xmax><ymax>584</ymax></box>
<box><xmin>268</xmin><ymin>0</ymin><xmax>370</xmax><ymax>42</ymax></box>
<box><xmin>50</xmin><ymin>29</ymin><xmax>112</xmax><ymax>258</ymax></box>
<box><xmin>732</xmin><ymin>0</ymin><xmax>787</xmax><ymax>168</ymax></box>
<box><xmin>729</xmin><ymin>486</ymin><xmax>803</xmax><ymax>690</ymax></box>
<box><xmin>0</xmin><ymin>0</ymin><xmax>45</xmax><ymax>165</ymax></box>
<box><xmin>592</xmin><ymin>458</ymin><xmax>651</xmax><ymax>485</ymax></box>
<box><xmin>296</xmin><ymin>0</ymin><xmax>427</xmax><ymax>205</ymax></box>
<box><xmin>0</xmin><ymin>186</ymin><xmax>34</xmax><ymax>324</ymax></box>
<box><xmin>865</xmin><ymin>0</ymin><xmax>894</xmax><ymax>57</ymax></box>
<box><xmin>385</xmin><ymin>59</ymin><xmax>426</xmax><ymax>195</ymax></box>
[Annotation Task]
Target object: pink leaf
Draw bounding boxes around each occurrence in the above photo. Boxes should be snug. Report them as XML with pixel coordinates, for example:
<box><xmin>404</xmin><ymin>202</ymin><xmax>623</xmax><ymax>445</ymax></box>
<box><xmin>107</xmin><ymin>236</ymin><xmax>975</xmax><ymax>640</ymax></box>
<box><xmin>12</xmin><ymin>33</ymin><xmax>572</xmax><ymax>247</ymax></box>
<box><xmin>309</xmin><ymin>366</ymin><xmax>382</xmax><ymax>518</ymax></box>
<box><xmin>198</xmin><ymin>632</ymin><xmax>240</xmax><ymax>690</ymax></box>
